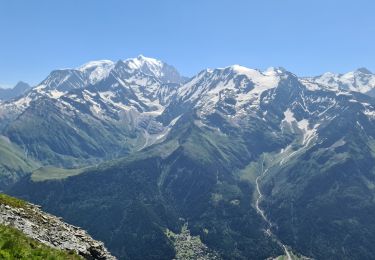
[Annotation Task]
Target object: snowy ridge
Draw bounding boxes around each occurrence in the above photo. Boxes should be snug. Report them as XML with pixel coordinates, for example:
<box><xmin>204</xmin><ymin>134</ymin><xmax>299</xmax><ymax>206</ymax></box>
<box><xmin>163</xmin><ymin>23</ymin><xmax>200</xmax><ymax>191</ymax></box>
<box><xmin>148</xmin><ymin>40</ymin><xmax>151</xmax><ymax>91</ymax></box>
<box><xmin>124</xmin><ymin>55</ymin><xmax>164</xmax><ymax>77</ymax></box>
<box><xmin>177</xmin><ymin>65</ymin><xmax>285</xmax><ymax>117</ymax></box>
<box><xmin>304</xmin><ymin>68</ymin><xmax>375</xmax><ymax>95</ymax></box>
<box><xmin>2</xmin><ymin>55</ymin><xmax>185</xmax><ymax>116</ymax></box>
<box><xmin>78</xmin><ymin>60</ymin><xmax>115</xmax><ymax>84</ymax></box>
<box><xmin>29</xmin><ymin>55</ymin><xmax>184</xmax><ymax>95</ymax></box>
<box><xmin>3</xmin><ymin>57</ymin><xmax>375</xmax><ymax>139</ymax></box>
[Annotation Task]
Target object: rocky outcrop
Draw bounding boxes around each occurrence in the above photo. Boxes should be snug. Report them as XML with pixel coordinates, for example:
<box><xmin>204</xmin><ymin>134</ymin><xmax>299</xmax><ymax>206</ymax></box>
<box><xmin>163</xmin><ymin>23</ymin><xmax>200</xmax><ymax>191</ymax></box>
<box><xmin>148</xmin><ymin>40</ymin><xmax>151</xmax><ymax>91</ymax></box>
<box><xmin>0</xmin><ymin>200</ymin><xmax>115</xmax><ymax>259</ymax></box>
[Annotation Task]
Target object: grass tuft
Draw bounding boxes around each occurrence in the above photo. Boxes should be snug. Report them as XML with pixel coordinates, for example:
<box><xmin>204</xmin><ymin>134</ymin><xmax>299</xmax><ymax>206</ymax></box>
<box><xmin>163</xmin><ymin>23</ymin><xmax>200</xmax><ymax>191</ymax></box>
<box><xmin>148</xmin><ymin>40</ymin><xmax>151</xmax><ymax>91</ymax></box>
<box><xmin>0</xmin><ymin>193</ymin><xmax>26</xmax><ymax>209</ymax></box>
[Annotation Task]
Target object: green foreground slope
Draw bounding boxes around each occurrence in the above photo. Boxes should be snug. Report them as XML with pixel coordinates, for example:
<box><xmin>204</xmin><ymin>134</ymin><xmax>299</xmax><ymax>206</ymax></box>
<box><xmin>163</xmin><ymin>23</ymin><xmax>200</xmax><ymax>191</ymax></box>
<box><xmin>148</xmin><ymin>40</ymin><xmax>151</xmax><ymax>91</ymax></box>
<box><xmin>0</xmin><ymin>194</ymin><xmax>81</xmax><ymax>259</ymax></box>
<box><xmin>0</xmin><ymin>136</ymin><xmax>38</xmax><ymax>189</ymax></box>
<box><xmin>0</xmin><ymin>225</ymin><xmax>81</xmax><ymax>260</ymax></box>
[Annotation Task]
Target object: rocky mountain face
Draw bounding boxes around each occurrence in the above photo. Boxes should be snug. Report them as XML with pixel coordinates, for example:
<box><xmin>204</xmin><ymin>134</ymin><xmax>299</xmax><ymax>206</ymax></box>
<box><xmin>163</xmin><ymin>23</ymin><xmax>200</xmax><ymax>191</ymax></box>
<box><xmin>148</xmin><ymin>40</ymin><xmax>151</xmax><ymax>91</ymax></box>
<box><xmin>2</xmin><ymin>57</ymin><xmax>375</xmax><ymax>259</ymax></box>
<box><xmin>0</xmin><ymin>194</ymin><xmax>115</xmax><ymax>259</ymax></box>
<box><xmin>0</xmin><ymin>81</ymin><xmax>30</xmax><ymax>101</ymax></box>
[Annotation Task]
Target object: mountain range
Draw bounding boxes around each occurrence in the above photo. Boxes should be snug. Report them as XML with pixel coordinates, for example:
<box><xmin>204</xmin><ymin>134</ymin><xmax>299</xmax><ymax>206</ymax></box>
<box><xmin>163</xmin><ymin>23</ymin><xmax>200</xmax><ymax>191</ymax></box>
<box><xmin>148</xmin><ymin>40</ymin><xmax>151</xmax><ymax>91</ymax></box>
<box><xmin>1</xmin><ymin>55</ymin><xmax>375</xmax><ymax>259</ymax></box>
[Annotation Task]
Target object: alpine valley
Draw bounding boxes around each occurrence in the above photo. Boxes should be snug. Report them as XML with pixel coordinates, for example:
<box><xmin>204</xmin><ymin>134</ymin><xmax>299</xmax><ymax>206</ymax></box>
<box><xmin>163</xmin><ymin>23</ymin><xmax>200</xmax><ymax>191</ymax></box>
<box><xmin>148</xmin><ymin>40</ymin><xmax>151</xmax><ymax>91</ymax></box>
<box><xmin>2</xmin><ymin>55</ymin><xmax>375</xmax><ymax>259</ymax></box>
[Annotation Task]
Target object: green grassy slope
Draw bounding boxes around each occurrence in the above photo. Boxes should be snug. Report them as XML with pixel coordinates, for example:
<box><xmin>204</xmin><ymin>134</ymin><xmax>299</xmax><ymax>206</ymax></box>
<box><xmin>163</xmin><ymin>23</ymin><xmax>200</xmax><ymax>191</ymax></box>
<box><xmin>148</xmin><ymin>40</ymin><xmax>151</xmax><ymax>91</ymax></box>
<box><xmin>31</xmin><ymin>166</ymin><xmax>86</xmax><ymax>182</ymax></box>
<box><xmin>4</xmin><ymin>98</ymin><xmax>137</xmax><ymax>167</ymax></box>
<box><xmin>0</xmin><ymin>193</ymin><xmax>27</xmax><ymax>208</ymax></box>
<box><xmin>0</xmin><ymin>136</ymin><xmax>38</xmax><ymax>189</ymax></box>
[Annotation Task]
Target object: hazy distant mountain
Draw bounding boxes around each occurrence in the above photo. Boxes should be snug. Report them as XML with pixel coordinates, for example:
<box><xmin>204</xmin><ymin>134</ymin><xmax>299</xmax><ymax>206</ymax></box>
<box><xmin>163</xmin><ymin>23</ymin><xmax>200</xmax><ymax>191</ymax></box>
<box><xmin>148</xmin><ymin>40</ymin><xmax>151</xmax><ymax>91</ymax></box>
<box><xmin>0</xmin><ymin>81</ymin><xmax>30</xmax><ymax>101</ymax></box>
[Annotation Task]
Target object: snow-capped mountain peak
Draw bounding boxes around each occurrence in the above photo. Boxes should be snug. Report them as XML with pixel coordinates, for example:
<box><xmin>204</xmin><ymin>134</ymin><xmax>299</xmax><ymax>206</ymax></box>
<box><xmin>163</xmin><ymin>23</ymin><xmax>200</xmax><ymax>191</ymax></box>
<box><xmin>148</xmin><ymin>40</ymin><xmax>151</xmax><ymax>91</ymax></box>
<box><xmin>121</xmin><ymin>55</ymin><xmax>186</xmax><ymax>84</ymax></box>
<box><xmin>264</xmin><ymin>66</ymin><xmax>288</xmax><ymax>75</ymax></box>
<box><xmin>78</xmin><ymin>60</ymin><xmax>114</xmax><ymax>72</ymax></box>
<box><xmin>304</xmin><ymin>68</ymin><xmax>375</xmax><ymax>95</ymax></box>
<box><xmin>4</xmin><ymin>56</ymin><xmax>187</xmax><ymax>114</ymax></box>
<box><xmin>78</xmin><ymin>60</ymin><xmax>115</xmax><ymax>84</ymax></box>
<box><xmin>124</xmin><ymin>55</ymin><xmax>163</xmax><ymax>74</ymax></box>
<box><xmin>176</xmin><ymin>65</ymin><xmax>285</xmax><ymax>117</ymax></box>
<box><xmin>25</xmin><ymin>55</ymin><xmax>186</xmax><ymax>99</ymax></box>
<box><xmin>228</xmin><ymin>64</ymin><xmax>258</xmax><ymax>74</ymax></box>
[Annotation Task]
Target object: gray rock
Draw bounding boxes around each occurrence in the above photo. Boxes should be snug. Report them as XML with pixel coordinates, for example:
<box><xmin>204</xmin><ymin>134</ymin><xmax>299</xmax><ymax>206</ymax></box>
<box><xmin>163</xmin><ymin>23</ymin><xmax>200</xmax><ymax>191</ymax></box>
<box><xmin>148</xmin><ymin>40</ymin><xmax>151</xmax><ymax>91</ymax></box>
<box><xmin>0</xmin><ymin>202</ymin><xmax>116</xmax><ymax>259</ymax></box>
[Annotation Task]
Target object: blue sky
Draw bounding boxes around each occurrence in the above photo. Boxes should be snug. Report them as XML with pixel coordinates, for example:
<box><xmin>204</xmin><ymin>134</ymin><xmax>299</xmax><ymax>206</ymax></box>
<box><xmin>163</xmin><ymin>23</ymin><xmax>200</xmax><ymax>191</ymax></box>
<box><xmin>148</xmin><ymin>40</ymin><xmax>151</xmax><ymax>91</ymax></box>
<box><xmin>0</xmin><ymin>0</ymin><xmax>374</xmax><ymax>87</ymax></box>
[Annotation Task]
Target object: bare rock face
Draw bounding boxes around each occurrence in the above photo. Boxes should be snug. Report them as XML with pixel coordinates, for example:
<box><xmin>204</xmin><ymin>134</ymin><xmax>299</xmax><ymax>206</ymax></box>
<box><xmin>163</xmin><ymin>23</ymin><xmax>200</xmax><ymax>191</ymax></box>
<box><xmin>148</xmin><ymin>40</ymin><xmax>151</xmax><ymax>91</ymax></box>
<box><xmin>0</xmin><ymin>201</ymin><xmax>116</xmax><ymax>259</ymax></box>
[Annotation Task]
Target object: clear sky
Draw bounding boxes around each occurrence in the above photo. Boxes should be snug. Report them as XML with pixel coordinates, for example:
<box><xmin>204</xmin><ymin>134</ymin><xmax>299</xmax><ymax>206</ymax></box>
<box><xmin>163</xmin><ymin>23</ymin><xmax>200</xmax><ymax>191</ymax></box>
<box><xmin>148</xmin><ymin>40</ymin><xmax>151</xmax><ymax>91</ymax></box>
<box><xmin>0</xmin><ymin>0</ymin><xmax>374</xmax><ymax>87</ymax></box>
